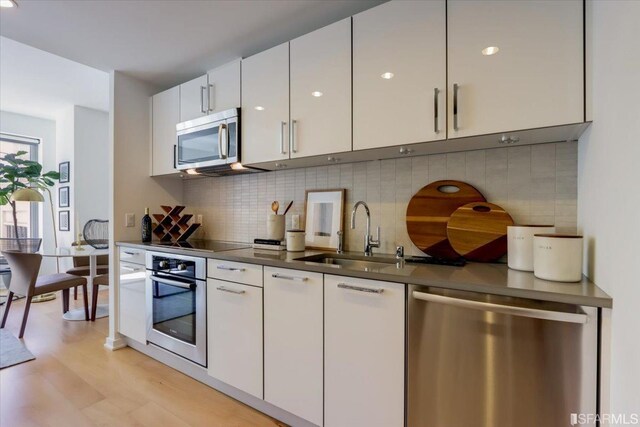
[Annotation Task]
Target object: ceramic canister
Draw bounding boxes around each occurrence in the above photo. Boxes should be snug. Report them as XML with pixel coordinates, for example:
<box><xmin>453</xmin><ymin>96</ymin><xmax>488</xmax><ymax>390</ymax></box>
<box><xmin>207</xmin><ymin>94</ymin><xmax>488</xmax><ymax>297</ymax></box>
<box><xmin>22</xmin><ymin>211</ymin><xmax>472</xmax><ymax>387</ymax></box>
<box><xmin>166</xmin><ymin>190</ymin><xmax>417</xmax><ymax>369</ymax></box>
<box><xmin>533</xmin><ymin>234</ymin><xmax>583</xmax><ymax>282</ymax></box>
<box><xmin>507</xmin><ymin>225</ymin><xmax>556</xmax><ymax>271</ymax></box>
<box><xmin>267</xmin><ymin>214</ymin><xmax>286</xmax><ymax>241</ymax></box>
<box><xmin>286</xmin><ymin>230</ymin><xmax>306</xmax><ymax>252</ymax></box>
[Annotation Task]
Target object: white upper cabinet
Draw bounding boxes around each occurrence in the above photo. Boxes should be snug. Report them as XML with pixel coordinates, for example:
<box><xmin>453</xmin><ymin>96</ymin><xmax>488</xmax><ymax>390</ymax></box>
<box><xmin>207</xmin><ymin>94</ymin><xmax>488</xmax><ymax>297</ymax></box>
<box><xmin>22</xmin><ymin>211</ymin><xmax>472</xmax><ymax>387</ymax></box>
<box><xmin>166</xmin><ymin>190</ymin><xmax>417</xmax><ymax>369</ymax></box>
<box><xmin>447</xmin><ymin>0</ymin><xmax>583</xmax><ymax>138</ymax></box>
<box><xmin>353</xmin><ymin>0</ymin><xmax>446</xmax><ymax>150</ymax></box>
<box><xmin>241</xmin><ymin>43</ymin><xmax>290</xmax><ymax>165</ymax></box>
<box><xmin>151</xmin><ymin>86</ymin><xmax>180</xmax><ymax>176</ymax></box>
<box><xmin>179</xmin><ymin>74</ymin><xmax>208</xmax><ymax>122</ymax></box>
<box><xmin>290</xmin><ymin>18</ymin><xmax>352</xmax><ymax>158</ymax></box>
<box><xmin>206</xmin><ymin>59</ymin><xmax>241</xmax><ymax>114</ymax></box>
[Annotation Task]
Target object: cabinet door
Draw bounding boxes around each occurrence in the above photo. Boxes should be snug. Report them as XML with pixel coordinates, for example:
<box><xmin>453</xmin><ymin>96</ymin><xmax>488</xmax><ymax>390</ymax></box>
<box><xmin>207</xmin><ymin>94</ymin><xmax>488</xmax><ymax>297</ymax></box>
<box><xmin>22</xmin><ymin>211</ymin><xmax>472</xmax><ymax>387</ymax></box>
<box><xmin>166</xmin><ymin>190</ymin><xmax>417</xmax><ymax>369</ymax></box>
<box><xmin>324</xmin><ymin>275</ymin><xmax>405</xmax><ymax>427</ymax></box>
<box><xmin>206</xmin><ymin>59</ymin><xmax>241</xmax><ymax>114</ymax></box>
<box><xmin>241</xmin><ymin>43</ymin><xmax>290</xmax><ymax>165</ymax></box>
<box><xmin>179</xmin><ymin>74</ymin><xmax>208</xmax><ymax>122</ymax></box>
<box><xmin>208</xmin><ymin>279</ymin><xmax>263</xmax><ymax>399</ymax></box>
<box><xmin>353</xmin><ymin>0</ymin><xmax>446</xmax><ymax>150</ymax></box>
<box><xmin>290</xmin><ymin>18</ymin><xmax>351</xmax><ymax>158</ymax></box>
<box><xmin>264</xmin><ymin>268</ymin><xmax>323</xmax><ymax>426</ymax></box>
<box><xmin>118</xmin><ymin>261</ymin><xmax>147</xmax><ymax>344</ymax></box>
<box><xmin>448</xmin><ymin>0</ymin><xmax>583</xmax><ymax>138</ymax></box>
<box><xmin>151</xmin><ymin>86</ymin><xmax>180</xmax><ymax>176</ymax></box>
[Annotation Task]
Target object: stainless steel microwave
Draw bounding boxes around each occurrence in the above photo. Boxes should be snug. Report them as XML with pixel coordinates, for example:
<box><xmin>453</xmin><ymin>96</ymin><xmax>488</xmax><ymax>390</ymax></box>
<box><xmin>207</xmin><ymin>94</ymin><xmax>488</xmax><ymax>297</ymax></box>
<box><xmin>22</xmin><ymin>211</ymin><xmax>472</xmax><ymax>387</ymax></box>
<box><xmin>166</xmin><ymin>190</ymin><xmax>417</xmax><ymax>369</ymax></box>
<box><xmin>175</xmin><ymin>108</ymin><xmax>240</xmax><ymax>172</ymax></box>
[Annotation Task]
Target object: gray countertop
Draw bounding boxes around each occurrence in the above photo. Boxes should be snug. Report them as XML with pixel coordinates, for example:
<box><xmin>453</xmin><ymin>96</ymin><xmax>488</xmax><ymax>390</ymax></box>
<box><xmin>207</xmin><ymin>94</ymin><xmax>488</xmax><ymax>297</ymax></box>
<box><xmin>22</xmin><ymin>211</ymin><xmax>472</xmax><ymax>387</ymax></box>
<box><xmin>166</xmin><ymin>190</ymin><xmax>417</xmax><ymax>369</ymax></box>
<box><xmin>117</xmin><ymin>241</ymin><xmax>612</xmax><ymax>308</ymax></box>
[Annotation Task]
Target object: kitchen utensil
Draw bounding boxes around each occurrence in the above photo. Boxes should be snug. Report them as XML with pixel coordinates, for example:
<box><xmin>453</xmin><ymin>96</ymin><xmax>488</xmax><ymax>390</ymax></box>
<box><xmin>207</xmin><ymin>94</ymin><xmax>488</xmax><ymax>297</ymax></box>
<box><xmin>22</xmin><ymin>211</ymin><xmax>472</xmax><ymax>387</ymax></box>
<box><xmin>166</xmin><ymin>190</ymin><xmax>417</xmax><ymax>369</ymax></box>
<box><xmin>286</xmin><ymin>230</ymin><xmax>305</xmax><ymax>252</ymax></box>
<box><xmin>267</xmin><ymin>214</ymin><xmax>285</xmax><ymax>240</ymax></box>
<box><xmin>271</xmin><ymin>201</ymin><xmax>280</xmax><ymax>215</ymax></box>
<box><xmin>446</xmin><ymin>202</ymin><xmax>514</xmax><ymax>262</ymax></box>
<box><xmin>533</xmin><ymin>234</ymin><xmax>583</xmax><ymax>282</ymax></box>
<box><xmin>507</xmin><ymin>225</ymin><xmax>555</xmax><ymax>271</ymax></box>
<box><xmin>283</xmin><ymin>200</ymin><xmax>294</xmax><ymax>216</ymax></box>
<box><xmin>406</xmin><ymin>180</ymin><xmax>485</xmax><ymax>259</ymax></box>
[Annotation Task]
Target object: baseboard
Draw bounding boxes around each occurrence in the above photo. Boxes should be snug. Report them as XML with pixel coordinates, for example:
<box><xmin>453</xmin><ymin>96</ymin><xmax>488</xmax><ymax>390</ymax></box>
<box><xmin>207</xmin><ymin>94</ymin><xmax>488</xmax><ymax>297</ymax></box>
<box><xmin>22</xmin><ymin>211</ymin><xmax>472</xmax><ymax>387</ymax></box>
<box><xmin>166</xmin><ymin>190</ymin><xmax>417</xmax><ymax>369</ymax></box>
<box><xmin>104</xmin><ymin>336</ymin><xmax>127</xmax><ymax>351</ymax></box>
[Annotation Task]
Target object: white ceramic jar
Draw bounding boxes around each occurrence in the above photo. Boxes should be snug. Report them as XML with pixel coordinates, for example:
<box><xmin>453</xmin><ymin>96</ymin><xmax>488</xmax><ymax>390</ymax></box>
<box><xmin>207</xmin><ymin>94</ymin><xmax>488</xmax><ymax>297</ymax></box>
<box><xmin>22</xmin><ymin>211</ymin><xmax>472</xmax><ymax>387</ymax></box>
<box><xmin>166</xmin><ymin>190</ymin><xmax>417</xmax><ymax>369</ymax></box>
<box><xmin>533</xmin><ymin>234</ymin><xmax>583</xmax><ymax>282</ymax></box>
<box><xmin>267</xmin><ymin>214</ymin><xmax>285</xmax><ymax>240</ymax></box>
<box><xmin>286</xmin><ymin>230</ymin><xmax>306</xmax><ymax>252</ymax></box>
<box><xmin>507</xmin><ymin>225</ymin><xmax>555</xmax><ymax>271</ymax></box>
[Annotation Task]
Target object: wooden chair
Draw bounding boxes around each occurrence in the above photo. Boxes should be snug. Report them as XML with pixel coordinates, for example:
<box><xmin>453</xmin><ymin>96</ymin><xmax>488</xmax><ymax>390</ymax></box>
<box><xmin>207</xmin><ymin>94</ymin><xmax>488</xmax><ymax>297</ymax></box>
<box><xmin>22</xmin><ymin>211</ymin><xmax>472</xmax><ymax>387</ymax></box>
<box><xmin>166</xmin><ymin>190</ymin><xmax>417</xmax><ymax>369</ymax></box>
<box><xmin>0</xmin><ymin>251</ymin><xmax>89</xmax><ymax>338</ymax></box>
<box><xmin>91</xmin><ymin>274</ymin><xmax>109</xmax><ymax>321</ymax></box>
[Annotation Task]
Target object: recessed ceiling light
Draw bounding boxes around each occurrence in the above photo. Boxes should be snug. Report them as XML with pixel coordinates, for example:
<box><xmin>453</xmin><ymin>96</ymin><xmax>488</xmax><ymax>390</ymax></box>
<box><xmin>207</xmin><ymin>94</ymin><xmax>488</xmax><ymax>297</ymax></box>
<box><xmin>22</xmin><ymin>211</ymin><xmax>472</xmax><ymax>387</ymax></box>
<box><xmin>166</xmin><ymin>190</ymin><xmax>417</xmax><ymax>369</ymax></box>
<box><xmin>311</xmin><ymin>91</ymin><xmax>323</xmax><ymax>97</ymax></box>
<box><xmin>381</xmin><ymin>72</ymin><xmax>394</xmax><ymax>80</ymax></box>
<box><xmin>254</xmin><ymin>106</ymin><xmax>265</xmax><ymax>111</ymax></box>
<box><xmin>482</xmin><ymin>46</ymin><xmax>500</xmax><ymax>56</ymax></box>
<box><xmin>0</xmin><ymin>0</ymin><xmax>17</xmax><ymax>8</ymax></box>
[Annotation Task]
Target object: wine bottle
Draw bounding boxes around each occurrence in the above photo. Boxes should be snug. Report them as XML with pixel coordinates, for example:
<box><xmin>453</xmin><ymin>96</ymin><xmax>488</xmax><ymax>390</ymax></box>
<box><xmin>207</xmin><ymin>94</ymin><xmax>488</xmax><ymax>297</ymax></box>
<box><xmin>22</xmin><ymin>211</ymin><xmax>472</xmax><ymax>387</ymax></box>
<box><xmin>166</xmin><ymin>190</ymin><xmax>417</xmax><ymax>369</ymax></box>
<box><xmin>141</xmin><ymin>207</ymin><xmax>152</xmax><ymax>242</ymax></box>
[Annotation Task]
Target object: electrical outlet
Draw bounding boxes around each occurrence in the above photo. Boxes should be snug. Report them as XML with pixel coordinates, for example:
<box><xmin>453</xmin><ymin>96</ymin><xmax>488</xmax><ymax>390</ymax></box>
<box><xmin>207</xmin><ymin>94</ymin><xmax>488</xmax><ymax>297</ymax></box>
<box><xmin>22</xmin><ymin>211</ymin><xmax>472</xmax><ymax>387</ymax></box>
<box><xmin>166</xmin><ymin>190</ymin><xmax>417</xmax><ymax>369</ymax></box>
<box><xmin>196</xmin><ymin>214</ymin><xmax>203</xmax><ymax>224</ymax></box>
<box><xmin>125</xmin><ymin>213</ymin><xmax>135</xmax><ymax>227</ymax></box>
<box><xmin>291</xmin><ymin>214</ymin><xmax>301</xmax><ymax>230</ymax></box>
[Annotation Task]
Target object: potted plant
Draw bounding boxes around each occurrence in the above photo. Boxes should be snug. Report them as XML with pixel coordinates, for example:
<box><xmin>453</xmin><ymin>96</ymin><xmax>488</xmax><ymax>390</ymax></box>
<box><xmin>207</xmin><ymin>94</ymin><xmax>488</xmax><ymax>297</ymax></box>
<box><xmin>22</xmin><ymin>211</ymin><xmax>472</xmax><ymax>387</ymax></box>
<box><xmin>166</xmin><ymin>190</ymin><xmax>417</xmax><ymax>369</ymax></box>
<box><xmin>0</xmin><ymin>151</ymin><xmax>60</xmax><ymax>250</ymax></box>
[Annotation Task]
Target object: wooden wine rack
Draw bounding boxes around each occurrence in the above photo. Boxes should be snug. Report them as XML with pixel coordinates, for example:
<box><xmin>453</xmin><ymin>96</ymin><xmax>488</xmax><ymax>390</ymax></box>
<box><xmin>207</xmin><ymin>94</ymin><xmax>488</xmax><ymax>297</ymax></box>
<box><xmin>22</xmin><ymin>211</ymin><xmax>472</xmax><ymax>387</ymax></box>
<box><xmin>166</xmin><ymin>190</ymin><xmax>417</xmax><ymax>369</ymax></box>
<box><xmin>152</xmin><ymin>205</ymin><xmax>201</xmax><ymax>242</ymax></box>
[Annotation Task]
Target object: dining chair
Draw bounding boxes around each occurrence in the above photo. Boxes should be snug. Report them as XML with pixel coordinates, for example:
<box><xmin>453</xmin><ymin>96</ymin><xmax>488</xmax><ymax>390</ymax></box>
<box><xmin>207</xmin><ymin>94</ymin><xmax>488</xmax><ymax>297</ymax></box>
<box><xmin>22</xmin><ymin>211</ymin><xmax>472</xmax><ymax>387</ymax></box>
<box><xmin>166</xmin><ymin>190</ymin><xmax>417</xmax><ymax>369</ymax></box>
<box><xmin>0</xmin><ymin>238</ymin><xmax>43</xmax><ymax>307</ymax></box>
<box><xmin>0</xmin><ymin>251</ymin><xmax>89</xmax><ymax>338</ymax></box>
<box><xmin>67</xmin><ymin>240</ymin><xmax>109</xmax><ymax>300</ymax></box>
<box><xmin>91</xmin><ymin>274</ymin><xmax>109</xmax><ymax>321</ymax></box>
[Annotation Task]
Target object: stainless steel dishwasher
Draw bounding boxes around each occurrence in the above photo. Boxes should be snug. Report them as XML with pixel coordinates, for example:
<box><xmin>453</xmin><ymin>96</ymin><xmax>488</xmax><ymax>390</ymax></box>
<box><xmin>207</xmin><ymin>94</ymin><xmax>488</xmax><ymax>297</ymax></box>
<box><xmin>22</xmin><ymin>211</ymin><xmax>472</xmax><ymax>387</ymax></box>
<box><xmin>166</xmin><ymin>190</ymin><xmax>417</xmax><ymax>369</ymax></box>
<box><xmin>408</xmin><ymin>285</ymin><xmax>598</xmax><ymax>427</ymax></box>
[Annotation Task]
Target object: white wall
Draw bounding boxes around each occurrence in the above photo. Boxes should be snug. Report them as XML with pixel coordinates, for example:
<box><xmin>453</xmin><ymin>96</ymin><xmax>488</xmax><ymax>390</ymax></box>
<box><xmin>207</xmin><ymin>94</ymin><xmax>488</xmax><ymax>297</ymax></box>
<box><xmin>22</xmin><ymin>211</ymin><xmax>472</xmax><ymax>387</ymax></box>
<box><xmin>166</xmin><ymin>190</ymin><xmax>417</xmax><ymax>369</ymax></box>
<box><xmin>0</xmin><ymin>110</ymin><xmax>57</xmax><ymax>274</ymax></box>
<box><xmin>55</xmin><ymin>106</ymin><xmax>75</xmax><ymax>252</ymax></box>
<box><xmin>107</xmin><ymin>71</ymin><xmax>183</xmax><ymax>348</ymax></box>
<box><xmin>578</xmin><ymin>0</ymin><xmax>640</xmax><ymax>416</ymax></box>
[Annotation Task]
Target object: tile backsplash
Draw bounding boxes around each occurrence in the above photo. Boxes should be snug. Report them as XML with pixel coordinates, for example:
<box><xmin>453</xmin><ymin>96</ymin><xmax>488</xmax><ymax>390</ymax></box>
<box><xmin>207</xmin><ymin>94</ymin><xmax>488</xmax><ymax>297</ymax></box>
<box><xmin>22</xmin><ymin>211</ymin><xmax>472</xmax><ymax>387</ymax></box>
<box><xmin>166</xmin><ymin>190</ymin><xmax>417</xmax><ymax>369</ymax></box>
<box><xmin>184</xmin><ymin>141</ymin><xmax>577</xmax><ymax>256</ymax></box>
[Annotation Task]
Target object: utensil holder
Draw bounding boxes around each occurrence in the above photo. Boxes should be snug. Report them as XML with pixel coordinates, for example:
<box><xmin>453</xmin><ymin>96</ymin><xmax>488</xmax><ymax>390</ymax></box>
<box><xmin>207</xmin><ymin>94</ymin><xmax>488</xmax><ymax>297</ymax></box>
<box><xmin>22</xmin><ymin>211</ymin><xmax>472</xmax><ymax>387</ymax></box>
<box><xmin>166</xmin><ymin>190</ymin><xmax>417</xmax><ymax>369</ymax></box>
<box><xmin>267</xmin><ymin>214</ymin><xmax>285</xmax><ymax>241</ymax></box>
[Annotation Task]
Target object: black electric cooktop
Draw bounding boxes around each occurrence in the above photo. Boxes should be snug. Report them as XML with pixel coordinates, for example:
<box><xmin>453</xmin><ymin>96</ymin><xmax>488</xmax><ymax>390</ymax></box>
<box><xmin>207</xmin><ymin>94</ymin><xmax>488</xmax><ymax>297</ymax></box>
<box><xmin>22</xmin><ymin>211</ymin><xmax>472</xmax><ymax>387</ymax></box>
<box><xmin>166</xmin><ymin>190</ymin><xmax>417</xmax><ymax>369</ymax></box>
<box><xmin>150</xmin><ymin>239</ymin><xmax>250</xmax><ymax>252</ymax></box>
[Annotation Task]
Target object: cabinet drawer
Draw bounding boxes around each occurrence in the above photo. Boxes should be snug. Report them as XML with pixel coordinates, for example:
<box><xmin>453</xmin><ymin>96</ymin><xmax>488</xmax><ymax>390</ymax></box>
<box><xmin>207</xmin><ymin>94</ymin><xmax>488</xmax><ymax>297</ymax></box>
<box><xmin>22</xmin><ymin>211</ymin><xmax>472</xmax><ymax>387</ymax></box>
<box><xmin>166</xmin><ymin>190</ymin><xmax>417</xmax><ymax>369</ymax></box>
<box><xmin>119</xmin><ymin>247</ymin><xmax>146</xmax><ymax>266</ymax></box>
<box><xmin>207</xmin><ymin>259</ymin><xmax>262</xmax><ymax>286</ymax></box>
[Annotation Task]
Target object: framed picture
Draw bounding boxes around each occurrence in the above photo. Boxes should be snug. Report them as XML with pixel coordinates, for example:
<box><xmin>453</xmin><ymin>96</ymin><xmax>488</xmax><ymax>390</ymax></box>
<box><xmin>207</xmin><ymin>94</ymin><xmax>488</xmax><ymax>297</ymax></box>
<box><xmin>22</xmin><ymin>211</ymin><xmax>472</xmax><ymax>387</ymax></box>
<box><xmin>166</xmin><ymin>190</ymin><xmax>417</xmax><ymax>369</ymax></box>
<box><xmin>58</xmin><ymin>186</ymin><xmax>70</xmax><ymax>208</ymax></box>
<box><xmin>59</xmin><ymin>210</ymin><xmax>70</xmax><ymax>231</ymax></box>
<box><xmin>304</xmin><ymin>189</ymin><xmax>345</xmax><ymax>251</ymax></box>
<box><xmin>59</xmin><ymin>161</ymin><xmax>70</xmax><ymax>183</ymax></box>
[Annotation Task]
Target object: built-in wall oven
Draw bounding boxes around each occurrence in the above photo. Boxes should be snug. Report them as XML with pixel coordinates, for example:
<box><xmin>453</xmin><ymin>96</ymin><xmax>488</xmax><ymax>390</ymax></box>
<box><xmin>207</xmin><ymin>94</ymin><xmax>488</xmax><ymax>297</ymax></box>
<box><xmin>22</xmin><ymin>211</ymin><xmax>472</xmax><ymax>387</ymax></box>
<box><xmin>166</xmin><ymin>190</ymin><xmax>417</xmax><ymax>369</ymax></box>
<box><xmin>146</xmin><ymin>252</ymin><xmax>207</xmax><ymax>366</ymax></box>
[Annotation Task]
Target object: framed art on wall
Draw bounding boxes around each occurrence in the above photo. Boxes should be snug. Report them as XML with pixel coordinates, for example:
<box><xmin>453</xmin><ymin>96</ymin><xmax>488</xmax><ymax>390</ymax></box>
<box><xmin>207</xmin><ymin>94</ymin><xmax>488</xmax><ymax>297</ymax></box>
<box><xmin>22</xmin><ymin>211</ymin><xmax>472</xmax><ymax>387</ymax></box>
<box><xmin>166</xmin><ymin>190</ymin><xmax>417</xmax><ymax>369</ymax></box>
<box><xmin>59</xmin><ymin>161</ymin><xmax>70</xmax><ymax>183</ymax></box>
<box><xmin>58</xmin><ymin>186</ymin><xmax>69</xmax><ymax>208</ymax></box>
<box><xmin>59</xmin><ymin>210</ymin><xmax>70</xmax><ymax>231</ymax></box>
<box><xmin>304</xmin><ymin>189</ymin><xmax>345</xmax><ymax>250</ymax></box>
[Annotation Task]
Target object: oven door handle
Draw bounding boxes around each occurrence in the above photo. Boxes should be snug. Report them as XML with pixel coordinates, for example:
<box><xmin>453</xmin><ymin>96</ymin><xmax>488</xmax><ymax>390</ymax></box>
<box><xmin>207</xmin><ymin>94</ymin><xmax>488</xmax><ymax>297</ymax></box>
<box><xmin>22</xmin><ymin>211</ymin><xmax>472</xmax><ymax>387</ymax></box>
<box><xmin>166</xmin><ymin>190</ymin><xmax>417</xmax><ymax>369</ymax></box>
<box><xmin>150</xmin><ymin>274</ymin><xmax>195</xmax><ymax>290</ymax></box>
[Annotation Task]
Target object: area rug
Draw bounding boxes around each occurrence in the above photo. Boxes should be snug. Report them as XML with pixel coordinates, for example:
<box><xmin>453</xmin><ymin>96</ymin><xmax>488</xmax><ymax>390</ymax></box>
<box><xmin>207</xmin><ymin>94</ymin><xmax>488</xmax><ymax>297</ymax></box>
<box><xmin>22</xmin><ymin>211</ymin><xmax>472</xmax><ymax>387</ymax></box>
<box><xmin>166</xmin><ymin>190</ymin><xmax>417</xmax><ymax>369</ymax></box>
<box><xmin>0</xmin><ymin>329</ymin><xmax>35</xmax><ymax>369</ymax></box>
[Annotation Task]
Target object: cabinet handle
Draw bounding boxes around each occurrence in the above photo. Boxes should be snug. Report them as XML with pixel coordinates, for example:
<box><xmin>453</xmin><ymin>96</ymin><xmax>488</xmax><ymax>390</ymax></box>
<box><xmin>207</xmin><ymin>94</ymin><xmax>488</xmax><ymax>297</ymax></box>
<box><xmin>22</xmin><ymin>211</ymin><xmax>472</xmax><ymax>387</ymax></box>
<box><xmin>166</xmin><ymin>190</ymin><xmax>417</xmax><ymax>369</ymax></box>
<box><xmin>218</xmin><ymin>123</ymin><xmax>228</xmax><ymax>159</ymax></box>
<box><xmin>216</xmin><ymin>265</ymin><xmax>245</xmax><ymax>272</ymax></box>
<box><xmin>208</xmin><ymin>84</ymin><xmax>214</xmax><ymax>112</ymax></box>
<box><xmin>290</xmin><ymin>120</ymin><xmax>297</xmax><ymax>154</ymax></box>
<box><xmin>453</xmin><ymin>83</ymin><xmax>459</xmax><ymax>131</ymax></box>
<box><xmin>216</xmin><ymin>286</ymin><xmax>245</xmax><ymax>295</ymax></box>
<box><xmin>123</xmin><ymin>251</ymin><xmax>138</xmax><ymax>256</ymax></box>
<box><xmin>120</xmin><ymin>265</ymin><xmax>140</xmax><ymax>272</ymax></box>
<box><xmin>200</xmin><ymin>86</ymin><xmax>207</xmax><ymax>113</ymax></box>
<box><xmin>280</xmin><ymin>121</ymin><xmax>287</xmax><ymax>155</ymax></box>
<box><xmin>434</xmin><ymin>88</ymin><xmax>439</xmax><ymax>134</ymax></box>
<box><xmin>271</xmin><ymin>273</ymin><xmax>308</xmax><ymax>282</ymax></box>
<box><xmin>337</xmin><ymin>283</ymin><xmax>383</xmax><ymax>294</ymax></box>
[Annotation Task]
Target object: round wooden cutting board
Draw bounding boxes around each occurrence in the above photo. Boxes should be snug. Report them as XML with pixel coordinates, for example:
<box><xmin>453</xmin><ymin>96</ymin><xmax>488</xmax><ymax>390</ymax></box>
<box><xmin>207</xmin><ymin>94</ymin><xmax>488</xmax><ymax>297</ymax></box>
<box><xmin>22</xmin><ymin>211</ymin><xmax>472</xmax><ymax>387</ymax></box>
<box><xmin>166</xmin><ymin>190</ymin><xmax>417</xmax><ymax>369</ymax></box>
<box><xmin>406</xmin><ymin>180</ymin><xmax>486</xmax><ymax>259</ymax></box>
<box><xmin>446</xmin><ymin>202</ymin><xmax>514</xmax><ymax>262</ymax></box>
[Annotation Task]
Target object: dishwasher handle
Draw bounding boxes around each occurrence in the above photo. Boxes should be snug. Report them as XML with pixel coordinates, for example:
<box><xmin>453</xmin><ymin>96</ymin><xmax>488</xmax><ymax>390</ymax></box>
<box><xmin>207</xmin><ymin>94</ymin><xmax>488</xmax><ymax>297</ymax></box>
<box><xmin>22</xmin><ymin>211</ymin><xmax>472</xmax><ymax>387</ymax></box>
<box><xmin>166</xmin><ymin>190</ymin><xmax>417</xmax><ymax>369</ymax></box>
<box><xmin>412</xmin><ymin>291</ymin><xmax>588</xmax><ymax>324</ymax></box>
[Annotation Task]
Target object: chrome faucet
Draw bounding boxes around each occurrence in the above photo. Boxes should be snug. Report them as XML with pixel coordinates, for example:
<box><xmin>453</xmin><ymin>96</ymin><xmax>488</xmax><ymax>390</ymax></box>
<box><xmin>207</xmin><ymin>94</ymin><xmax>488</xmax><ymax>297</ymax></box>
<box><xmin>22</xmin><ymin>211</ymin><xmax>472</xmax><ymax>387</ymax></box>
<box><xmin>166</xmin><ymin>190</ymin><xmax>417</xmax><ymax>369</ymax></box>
<box><xmin>350</xmin><ymin>201</ymin><xmax>380</xmax><ymax>256</ymax></box>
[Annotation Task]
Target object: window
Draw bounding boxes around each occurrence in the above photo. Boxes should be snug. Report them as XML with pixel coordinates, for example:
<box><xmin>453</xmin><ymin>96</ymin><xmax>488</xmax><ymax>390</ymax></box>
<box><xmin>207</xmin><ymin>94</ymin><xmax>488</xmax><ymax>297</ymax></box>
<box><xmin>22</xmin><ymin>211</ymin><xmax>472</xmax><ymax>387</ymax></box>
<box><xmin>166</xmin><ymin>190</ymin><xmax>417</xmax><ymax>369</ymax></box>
<box><xmin>0</xmin><ymin>133</ymin><xmax>40</xmax><ymax>239</ymax></box>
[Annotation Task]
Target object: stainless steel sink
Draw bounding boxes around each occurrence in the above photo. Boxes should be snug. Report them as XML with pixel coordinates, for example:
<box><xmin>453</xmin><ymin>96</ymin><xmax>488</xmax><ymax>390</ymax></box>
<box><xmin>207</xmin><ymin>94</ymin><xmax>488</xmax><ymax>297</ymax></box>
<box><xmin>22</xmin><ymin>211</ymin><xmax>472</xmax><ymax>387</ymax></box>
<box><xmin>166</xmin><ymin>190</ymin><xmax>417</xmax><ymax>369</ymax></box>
<box><xmin>295</xmin><ymin>253</ymin><xmax>401</xmax><ymax>271</ymax></box>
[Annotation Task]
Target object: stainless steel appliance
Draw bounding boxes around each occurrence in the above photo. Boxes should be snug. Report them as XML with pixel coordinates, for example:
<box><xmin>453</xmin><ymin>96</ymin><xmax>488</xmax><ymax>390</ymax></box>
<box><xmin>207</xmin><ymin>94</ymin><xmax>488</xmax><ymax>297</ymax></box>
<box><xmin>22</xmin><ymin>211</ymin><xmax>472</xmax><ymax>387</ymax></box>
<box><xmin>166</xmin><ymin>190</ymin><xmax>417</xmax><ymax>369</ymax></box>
<box><xmin>146</xmin><ymin>252</ymin><xmax>207</xmax><ymax>366</ymax></box>
<box><xmin>408</xmin><ymin>285</ymin><xmax>598</xmax><ymax>427</ymax></box>
<box><xmin>175</xmin><ymin>108</ymin><xmax>259</xmax><ymax>175</ymax></box>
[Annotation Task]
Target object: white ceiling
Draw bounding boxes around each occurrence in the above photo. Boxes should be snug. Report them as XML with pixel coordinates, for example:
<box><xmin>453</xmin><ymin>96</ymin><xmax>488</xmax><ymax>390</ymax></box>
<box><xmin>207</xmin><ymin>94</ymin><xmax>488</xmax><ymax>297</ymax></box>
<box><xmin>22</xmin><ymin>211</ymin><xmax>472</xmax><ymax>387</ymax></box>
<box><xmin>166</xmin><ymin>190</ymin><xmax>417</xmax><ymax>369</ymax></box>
<box><xmin>0</xmin><ymin>36</ymin><xmax>109</xmax><ymax>120</ymax></box>
<box><xmin>0</xmin><ymin>0</ymin><xmax>385</xmax><ymax>90</ymax></box>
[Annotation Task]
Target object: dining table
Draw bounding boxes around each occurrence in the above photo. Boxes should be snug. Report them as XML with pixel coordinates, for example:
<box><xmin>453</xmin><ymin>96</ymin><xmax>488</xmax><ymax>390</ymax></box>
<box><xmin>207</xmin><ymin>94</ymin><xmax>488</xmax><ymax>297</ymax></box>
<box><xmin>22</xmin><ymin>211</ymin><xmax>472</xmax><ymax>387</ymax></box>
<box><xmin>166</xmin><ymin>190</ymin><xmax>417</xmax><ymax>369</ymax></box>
<box><xmin>41</xmin><ymin>246</ymin><xmax>109</xmax><ymax>321</ymax></box>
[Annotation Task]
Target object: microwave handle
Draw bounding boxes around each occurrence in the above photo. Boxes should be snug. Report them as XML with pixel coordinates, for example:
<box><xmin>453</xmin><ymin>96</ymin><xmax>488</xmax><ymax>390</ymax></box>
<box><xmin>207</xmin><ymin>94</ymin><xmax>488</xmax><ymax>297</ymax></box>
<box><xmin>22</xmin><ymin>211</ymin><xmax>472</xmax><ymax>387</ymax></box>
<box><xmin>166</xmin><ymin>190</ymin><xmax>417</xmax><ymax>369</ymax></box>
<box><xmin>218</xmin><ymin>123</ymin><xmax>228</xmax><ymax>159</ymax></box>
<box><xmin>173</xmin><ymin>144</ymin><xmax>177</xmax><ymax>169</ymax></box>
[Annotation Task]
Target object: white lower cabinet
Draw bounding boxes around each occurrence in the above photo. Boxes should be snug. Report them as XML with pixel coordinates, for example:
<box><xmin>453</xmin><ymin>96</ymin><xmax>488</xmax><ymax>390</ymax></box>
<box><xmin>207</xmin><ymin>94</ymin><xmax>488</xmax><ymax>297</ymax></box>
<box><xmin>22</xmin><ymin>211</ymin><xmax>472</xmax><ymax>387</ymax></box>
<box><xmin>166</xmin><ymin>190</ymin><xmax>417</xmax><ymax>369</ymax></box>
<box><xmin>207</xmin><ymin>278</ymin><xmax>263</xmax><ymax>399</ymax></box>
<box><xmin>324</xmin><ymin>275</ymin><xmax>405</xmax><ymax>427</ymax></box>
<box><xmin>264</xmin><ymin>267</ymin><xmax>323</xmax><ymax>426</ymax></box>
<box><xmin>118</xmin><ymin>260</ymin><xmax>147</xmax><ymax>344</ymax></box>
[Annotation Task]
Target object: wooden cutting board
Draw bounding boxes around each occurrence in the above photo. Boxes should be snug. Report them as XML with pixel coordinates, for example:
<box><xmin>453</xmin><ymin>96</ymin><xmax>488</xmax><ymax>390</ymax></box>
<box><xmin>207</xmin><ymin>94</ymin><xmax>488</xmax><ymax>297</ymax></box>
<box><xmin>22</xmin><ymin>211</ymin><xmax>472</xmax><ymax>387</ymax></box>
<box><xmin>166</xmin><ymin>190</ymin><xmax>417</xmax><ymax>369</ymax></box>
<box><xmin>446</xmin><ymin>202</ymin><xmax>514</xmax><ymax>262</ymax></box>
<box><xmin>406</xmin><ymin>180</ymin><xmax>486</xmax><ymax>259</ymax></box>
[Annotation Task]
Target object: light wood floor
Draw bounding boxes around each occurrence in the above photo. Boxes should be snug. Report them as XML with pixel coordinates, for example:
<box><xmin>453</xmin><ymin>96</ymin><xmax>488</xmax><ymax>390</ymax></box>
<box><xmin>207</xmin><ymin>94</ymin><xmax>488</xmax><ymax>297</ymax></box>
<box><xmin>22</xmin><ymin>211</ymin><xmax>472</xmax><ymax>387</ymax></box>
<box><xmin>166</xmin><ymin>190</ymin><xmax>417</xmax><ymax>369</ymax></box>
<box><xmin>0</xmin><ymin>291</ymin><xmax>284</xmax><ymax>427</ymax></box>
